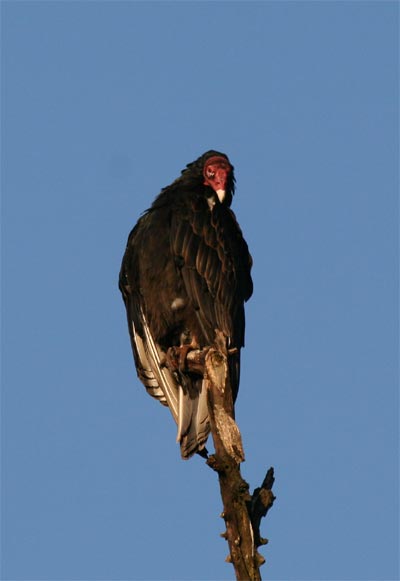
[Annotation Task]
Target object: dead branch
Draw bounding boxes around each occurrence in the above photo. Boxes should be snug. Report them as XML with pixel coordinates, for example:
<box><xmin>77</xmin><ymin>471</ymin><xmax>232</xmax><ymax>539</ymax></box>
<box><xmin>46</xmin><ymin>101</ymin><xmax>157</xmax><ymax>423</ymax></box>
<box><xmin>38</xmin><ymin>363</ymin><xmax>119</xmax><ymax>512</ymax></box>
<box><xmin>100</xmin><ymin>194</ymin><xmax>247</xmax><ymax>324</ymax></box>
<box><xmin>179</xmin><ymin>335</ymin><xmax>275</xmax><ymax>580</ymax></box>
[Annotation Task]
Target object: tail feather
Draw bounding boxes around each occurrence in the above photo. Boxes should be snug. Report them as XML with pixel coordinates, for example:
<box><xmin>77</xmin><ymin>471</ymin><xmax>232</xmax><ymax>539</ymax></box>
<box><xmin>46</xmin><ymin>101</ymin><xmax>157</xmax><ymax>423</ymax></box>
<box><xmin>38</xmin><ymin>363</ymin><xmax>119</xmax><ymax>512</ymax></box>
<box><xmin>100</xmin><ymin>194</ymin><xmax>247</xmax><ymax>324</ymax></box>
<box><xmin>131</xmin><ymin>309</ymin><xmax>210</xmax><ymax>458</ymax></box>
<box><xmin>178</xmin><ymin>378</ymin><xmax>210</xmax><ymax>459</ymax></box>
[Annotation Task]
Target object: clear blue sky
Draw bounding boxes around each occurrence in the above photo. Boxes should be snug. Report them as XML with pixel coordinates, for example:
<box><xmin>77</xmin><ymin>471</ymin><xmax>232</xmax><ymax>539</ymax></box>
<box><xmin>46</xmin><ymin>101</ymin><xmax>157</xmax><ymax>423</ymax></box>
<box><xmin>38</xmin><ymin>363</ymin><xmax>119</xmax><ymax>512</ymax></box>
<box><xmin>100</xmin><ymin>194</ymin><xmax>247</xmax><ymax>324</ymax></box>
<box><xmin>2</xmin><ymin>1</ymin><xmax>398</xmax><ymax>580</ymax></box>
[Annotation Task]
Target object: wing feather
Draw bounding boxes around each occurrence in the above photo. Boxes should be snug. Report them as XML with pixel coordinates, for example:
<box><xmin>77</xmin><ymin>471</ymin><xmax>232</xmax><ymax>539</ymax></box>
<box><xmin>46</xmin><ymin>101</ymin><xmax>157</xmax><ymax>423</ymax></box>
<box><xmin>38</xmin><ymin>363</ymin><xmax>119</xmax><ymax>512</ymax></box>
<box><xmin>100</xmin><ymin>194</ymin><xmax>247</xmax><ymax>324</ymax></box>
<box><xmin>120</xmin><ymin>176</ymin><xmax>252</xmax><ymax>457</ymax></box>
<box><xmin>120</xmin><ymin>219</ymin><xmax>212</xmax><ymax>458</ymax></box>
<box><xmin>171</xmin><ymin>196</ymin><xmax>250</xmax><ymax>346</ymax></box>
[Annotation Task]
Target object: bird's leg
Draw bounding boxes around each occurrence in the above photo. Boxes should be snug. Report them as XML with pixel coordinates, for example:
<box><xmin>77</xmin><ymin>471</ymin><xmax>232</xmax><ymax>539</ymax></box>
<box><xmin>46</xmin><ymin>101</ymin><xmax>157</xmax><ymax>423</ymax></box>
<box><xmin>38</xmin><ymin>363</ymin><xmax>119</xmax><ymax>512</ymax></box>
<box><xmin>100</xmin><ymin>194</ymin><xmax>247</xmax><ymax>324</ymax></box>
<box><xmin>178</xmin><ymin>343</ymin><xmax>196</xmax><ymax>371</ymax></box>
<box><xmin>166</xmin><ymin>339</ymin><xmax>201</xmax><ymax>373</ymax></box>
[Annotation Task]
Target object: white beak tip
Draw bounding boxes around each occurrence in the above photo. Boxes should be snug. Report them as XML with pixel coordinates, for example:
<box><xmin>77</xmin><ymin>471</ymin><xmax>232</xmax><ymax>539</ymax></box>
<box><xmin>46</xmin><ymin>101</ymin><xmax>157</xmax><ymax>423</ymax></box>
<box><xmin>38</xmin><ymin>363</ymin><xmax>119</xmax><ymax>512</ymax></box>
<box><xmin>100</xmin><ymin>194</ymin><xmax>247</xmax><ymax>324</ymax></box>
<box><xmin>216</xmin><ymin>189</ymin><xmax>226</xmax><ymax>202</ymax></box>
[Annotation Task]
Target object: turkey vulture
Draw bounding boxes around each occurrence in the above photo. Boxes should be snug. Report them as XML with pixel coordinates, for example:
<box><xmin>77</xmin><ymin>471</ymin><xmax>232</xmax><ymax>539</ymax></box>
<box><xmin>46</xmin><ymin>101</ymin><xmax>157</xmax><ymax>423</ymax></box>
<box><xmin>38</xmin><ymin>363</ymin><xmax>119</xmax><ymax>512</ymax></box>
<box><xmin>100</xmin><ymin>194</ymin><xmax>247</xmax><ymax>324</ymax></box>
<box><xmin>119</xmin><ymin>151</ymin><xmax>253</xmax><ymax>458</ymax></box>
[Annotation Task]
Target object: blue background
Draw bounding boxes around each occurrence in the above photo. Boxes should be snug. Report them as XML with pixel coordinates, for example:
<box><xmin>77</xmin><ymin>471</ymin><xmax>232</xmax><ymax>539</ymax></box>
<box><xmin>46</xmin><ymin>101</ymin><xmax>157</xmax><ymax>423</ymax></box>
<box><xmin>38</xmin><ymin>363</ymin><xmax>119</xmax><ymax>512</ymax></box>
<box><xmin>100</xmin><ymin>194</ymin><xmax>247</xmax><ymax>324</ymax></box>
<box><xmin>2</xmin><ymin>1</ymin><xmax>398</xmax><ymax>580</ymax></box>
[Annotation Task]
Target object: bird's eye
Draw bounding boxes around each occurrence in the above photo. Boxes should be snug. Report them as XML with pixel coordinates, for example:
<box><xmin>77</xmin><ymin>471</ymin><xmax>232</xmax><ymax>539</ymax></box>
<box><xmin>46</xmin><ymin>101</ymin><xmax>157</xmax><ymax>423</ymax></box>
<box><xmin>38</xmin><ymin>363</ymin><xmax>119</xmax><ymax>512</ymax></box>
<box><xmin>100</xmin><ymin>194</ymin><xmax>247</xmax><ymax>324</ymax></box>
<box><xmin>206</xmin><ymin>168</ymin><xmax>215</xmax><ymax>178</ymax></box>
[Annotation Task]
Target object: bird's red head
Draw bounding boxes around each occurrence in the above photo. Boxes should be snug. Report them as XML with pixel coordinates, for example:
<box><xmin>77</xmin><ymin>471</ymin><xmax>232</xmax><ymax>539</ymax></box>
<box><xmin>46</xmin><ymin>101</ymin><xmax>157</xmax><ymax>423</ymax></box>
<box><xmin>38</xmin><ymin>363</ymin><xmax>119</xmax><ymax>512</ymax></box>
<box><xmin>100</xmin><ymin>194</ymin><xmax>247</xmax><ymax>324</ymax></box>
<box><xmin>203</xmin><ymin>156</ymin><xmax>232</xmax><ymax>202</ymax></box>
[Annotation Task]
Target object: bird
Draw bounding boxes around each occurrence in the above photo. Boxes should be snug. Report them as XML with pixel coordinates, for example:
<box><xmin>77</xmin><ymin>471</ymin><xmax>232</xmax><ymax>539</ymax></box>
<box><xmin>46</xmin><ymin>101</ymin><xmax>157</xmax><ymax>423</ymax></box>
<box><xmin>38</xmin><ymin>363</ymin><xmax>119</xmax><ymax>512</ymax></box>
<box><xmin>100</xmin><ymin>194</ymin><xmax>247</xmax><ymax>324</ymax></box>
<box><xmin>119</xmin><ymin>150</ymin><xmax>253</xmax><ymax>459</ymax></box>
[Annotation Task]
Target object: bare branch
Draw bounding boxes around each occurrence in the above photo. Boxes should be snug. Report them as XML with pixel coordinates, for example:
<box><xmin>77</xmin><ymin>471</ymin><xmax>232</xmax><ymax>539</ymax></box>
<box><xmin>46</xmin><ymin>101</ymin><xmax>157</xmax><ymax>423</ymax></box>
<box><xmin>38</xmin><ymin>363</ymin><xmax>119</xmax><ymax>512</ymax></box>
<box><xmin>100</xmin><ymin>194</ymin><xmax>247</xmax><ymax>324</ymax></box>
<box><xmin>175</xmin><ymin>337</ymin><xmax>275</xmax><ymax>580</ymax></box>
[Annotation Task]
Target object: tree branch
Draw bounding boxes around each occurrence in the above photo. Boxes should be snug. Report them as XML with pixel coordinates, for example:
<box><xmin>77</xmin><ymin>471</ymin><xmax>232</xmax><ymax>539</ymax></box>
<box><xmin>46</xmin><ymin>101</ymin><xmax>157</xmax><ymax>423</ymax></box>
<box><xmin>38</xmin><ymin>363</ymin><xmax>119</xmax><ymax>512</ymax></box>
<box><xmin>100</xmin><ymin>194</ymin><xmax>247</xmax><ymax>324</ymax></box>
<box><xmin>182</xmin><ymin>335</ymin><xmax>276</xmax><ymax>579</ymax></box>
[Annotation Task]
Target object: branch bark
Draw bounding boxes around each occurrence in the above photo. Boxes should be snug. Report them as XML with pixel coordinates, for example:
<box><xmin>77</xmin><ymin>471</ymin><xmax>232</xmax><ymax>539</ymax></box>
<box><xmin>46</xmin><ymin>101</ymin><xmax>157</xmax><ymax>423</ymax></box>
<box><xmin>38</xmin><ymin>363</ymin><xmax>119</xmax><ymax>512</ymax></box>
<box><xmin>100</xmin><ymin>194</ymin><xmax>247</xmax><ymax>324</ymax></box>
<box><xmin>184</xmin><ymin>335</ymin><xmax>276</xmax><ymax>580</ymax></box>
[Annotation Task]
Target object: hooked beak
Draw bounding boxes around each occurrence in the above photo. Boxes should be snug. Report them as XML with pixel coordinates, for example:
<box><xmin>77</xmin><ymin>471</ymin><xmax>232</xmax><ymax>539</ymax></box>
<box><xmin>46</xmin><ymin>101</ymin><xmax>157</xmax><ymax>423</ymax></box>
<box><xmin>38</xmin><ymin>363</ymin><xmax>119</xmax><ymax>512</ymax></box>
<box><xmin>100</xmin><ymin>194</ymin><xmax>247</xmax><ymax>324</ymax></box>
<box><xmin>216</xmin><ymin>188</ymin><xmax>226</xmax><ymax>203</ymax></box>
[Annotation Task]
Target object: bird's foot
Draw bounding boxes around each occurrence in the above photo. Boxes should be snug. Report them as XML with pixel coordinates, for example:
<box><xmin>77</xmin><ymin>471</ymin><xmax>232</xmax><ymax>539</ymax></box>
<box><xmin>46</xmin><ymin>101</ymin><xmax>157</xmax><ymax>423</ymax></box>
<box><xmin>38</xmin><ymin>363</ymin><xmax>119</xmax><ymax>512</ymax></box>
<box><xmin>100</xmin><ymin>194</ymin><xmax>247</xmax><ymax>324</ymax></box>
<box><xmin>165</xmin><ymin>344</ymin><xmax>209</xmax><ymax>375</ymax></box>
<box><xmin>166</xmin><ymin>345</ymin><xmax>193</xmax><ymax>372</ymax></box>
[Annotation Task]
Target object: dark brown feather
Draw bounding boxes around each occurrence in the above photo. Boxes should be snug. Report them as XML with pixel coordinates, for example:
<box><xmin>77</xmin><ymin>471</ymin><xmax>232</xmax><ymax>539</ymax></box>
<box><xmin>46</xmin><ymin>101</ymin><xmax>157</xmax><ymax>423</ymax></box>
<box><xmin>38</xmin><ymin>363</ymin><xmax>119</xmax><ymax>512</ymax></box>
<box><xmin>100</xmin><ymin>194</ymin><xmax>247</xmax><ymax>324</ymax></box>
<box><xmin>119</xmin><ymin>151</ymin><xmax>253</xmax><ymax>458</ymax></box>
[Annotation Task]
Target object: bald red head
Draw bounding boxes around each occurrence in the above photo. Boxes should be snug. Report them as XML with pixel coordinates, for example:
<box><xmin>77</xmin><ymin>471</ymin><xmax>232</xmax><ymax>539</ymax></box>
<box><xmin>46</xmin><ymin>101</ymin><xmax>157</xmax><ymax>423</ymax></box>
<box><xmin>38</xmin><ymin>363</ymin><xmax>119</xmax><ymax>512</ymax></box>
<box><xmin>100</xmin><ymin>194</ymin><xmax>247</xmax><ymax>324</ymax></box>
<box><xmin>203</xmin><ymin>156</ymin><xmax>232</xmax><ymax>202</ymax></box>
